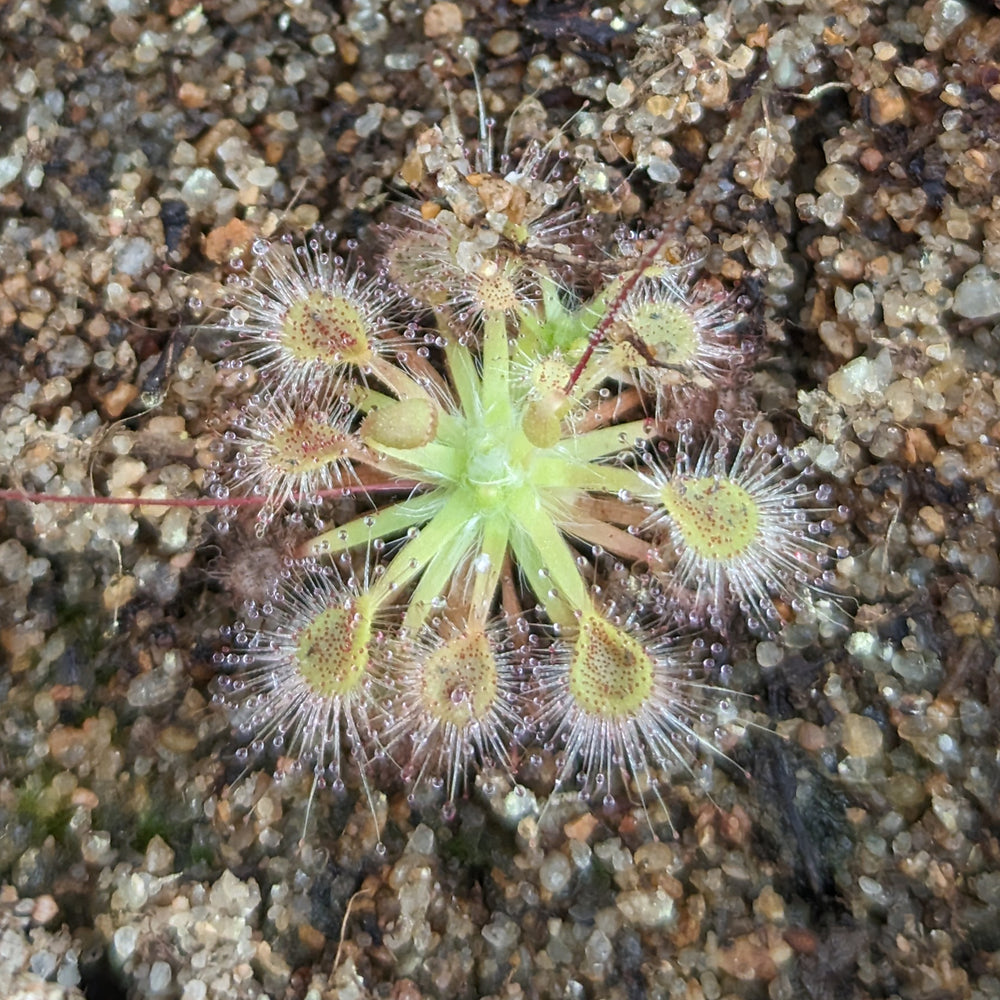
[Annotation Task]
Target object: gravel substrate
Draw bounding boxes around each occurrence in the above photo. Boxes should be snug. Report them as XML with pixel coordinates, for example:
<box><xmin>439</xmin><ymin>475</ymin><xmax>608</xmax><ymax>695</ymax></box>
<box><xmin>2</xmin><ymin>1</ymin><xmax>1000</xmax><ymax>998</ymax></box>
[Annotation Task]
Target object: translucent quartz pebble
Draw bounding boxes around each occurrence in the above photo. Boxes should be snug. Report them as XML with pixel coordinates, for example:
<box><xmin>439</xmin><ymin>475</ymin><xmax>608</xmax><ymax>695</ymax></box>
<box><xmin>953</xmin><ymin>265</ymin><xmax>1000</xmax><ymax>320</ymax></box>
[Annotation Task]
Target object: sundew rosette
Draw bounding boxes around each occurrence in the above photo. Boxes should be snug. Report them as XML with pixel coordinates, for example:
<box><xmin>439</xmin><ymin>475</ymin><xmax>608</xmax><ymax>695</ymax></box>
<box><xmin>215</xmin><ymin>217</ymin><xmax>836</xmax><ymax>824</ymax></box>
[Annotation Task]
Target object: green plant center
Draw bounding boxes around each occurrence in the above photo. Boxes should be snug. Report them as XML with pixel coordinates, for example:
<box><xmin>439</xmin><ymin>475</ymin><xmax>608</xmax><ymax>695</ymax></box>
<box><xmin>661</xmin><ymin>476</ymin><xmax>759</xmax><ymax>561</ymax></box>
<box><xmin>629</xmin><ymin>301</ymin><xmax>697</xmax><ymax>365</ymax></box>
<box><xmin>294</xmin><ymin>602</ymin><xmax>370</xmax><ymax>698</ymax></box>
<box><xmin>568</xmin><ymin>616</ymin><xmax>655</xmax><ymax>718</ymax></box>
<box><xmin>459</xmin><ymin>421</ymin><xmax>524</xmax><ymax>509</ymax></box>
<box><xmin>282</xmin><ymin>290</ymin><xmax>371</xmax><ymax>364</ymax></box>
<box><xmin>421</xmin><ymin>629</ymin><xmax>499</xmax><ymax>729</ymax></box>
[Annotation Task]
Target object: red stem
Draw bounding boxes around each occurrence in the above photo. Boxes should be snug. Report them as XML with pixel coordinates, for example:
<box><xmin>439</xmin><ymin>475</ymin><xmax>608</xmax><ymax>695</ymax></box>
<box><xmin>563</xmin><ymin>227</ymin><xmax>673</xmax><ymax>394</ymax></box>
<box><xmin>0</xmin><ymin>482</ymin><xmax>419</xmax><ymax>509</ymax></box>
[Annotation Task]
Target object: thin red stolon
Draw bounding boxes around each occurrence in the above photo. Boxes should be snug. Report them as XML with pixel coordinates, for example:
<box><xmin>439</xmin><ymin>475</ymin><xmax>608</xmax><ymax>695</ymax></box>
<box><xmin>0</xmin><ymin>482</ymin><xmax>418</xmax><ymax>509</ymax></box>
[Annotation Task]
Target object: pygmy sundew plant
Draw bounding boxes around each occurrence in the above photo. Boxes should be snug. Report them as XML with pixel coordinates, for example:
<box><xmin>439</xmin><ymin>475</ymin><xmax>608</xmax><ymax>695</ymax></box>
<box><xmin>212</xmin><ymin>119</ymin><xmax>835</xmax><ymax>836</ymax></box>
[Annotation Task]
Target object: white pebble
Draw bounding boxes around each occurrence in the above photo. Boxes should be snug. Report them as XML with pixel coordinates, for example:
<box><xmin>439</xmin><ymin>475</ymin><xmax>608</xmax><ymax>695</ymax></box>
<box><xmin>182</xmin><ymin>981</ymin><xmax>208</xmax><ymax>1000</ymax></box>
<box><xmin>539</xmin><ymin>850</ymin><xmax>572</xmax><ymax>893</ymax></box>
<box><xmin>113</xmin><ymin>924</ymin><xmax>139</xmax><ymax>962</ymax></box>
<box><xmin>953</xmin><ymin>265</ymin><xmax>1000</xmax><ymax>320</ymax></box>
<box><xmin>149</xmin><ymin>960</ymin><xmax>172</xmax><ymax>993</ymax></box>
